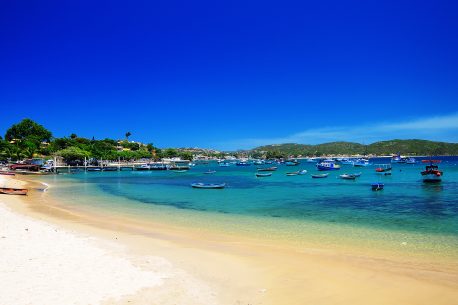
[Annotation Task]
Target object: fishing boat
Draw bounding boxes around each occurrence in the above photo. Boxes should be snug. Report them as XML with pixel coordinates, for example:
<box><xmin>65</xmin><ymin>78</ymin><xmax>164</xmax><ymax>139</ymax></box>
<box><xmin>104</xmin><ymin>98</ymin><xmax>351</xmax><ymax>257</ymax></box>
<box><xmin>257</xmin><ymin>166</ymin><xmax>278</xmax><ymax>172</ymax></box>
<box><xmin>405</xmin><ymin>157</ymin><xmax>417</xmax><ymax>164</ymax></box>
<box><xmin>0</xmin><ymin>187</ymin><xmax>28</xmax><ymax>195</ymax></box>
<box><xmin>340</xmin><ymin>174</ymin><xmax>357</xmax><ymax>180</ymax></box>
<box><xmin>316</xmin><ymin>162</ymin><xmax>341</xmax><ymax>171</ymax></box>
<box><xmin>204</xmin><ymin>170</ymin><xmax>216</xmax><ymax>174</ymax></box>
<box><xmin>311</xmin><ymin>173</ymin><xmax>329</xmax><ymax>178</ymax></box>
<box><xmin>391</xmin><ymin>153</ymin><xmax>406</xmax><ymax>163</ymax></box>
<box><xmin>191</xmin><ymin>183</ymin><xmax>226</xmax><ymax>189</ymax></box>
<box><xmin>371</xmin><ymin>183</ymin><xmax>384</xmax><ymax>191</ymax></box>
<box><xmin>286</xmin><ymin>170</ymin><xmax>307</xmax><ymax>176</ymax></box>
<box><xmin>375</xmin><ymin>164</ymin><xmax>392</xmax><ymax>173</ymax></box>
<box><xmin>256</xmin><ymin>172</ymin><xmax>272</xmax><ymax>177</ymax></box>
<box><xmin>421</xmin><ymin>160</ymin><xmax>443</xmax><ymax>182</ymax></box>
<box><xmin>353</xmin><ymin>159</ymin><xmax>371</xmax><ymax>167</ymax></box>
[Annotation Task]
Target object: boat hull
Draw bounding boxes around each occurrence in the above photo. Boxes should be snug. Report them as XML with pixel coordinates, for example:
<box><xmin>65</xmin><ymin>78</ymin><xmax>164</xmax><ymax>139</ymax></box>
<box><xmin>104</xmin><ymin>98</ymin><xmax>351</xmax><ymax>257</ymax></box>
<box><xmin>0</xmin><ymin>187</ymin><xmax>28</xmax><ymax>195</ymax></box>
<box><xmin>191</xmin><ymin>183</ymin><xmax>226</xmax><ymax>189</ymax></box>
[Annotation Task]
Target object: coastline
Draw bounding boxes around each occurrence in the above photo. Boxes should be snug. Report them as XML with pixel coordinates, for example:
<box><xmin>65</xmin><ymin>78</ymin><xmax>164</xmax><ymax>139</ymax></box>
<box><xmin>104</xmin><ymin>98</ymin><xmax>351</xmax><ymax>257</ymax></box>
<box><xmin>1</xmin><ymin>175</ymin><xmax>458</xmax><ymax>305</ymax></box>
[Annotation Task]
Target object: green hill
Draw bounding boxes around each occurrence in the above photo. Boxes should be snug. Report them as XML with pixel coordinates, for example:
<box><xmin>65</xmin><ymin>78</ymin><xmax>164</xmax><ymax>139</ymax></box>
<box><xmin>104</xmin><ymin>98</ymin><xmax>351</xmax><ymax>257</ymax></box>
<box><xmin>253</xmin><ymin>139</ymin><xmax>458</xmax><ymax>157</ymax></box>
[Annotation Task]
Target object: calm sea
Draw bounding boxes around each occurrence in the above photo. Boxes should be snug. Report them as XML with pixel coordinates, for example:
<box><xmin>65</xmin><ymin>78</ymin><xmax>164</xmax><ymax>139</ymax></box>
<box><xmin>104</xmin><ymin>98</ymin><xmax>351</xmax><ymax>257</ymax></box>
<box><xmin>37</xmin><ymin>156</ymin><xmax>458</xmax><ymax>257</ymax></box>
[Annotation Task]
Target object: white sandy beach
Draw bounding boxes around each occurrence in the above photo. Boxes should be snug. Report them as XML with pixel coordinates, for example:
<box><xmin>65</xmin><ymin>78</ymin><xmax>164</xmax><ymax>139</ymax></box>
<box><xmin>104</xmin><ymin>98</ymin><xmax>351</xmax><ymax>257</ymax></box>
<box><xmin>0</xmin><ymin>177</ymin><xmax>219</xmax><ymax>305</ymax></box>
<box><xmin>1</xmin><ymin>175</ymin><xmax>458</xmax><ymax>305</ymax></box>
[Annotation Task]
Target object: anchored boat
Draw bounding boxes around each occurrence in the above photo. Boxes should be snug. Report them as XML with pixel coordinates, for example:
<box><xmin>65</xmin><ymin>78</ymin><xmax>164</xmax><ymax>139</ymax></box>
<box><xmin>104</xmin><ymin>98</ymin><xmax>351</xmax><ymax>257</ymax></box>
<box><xmin>316</xmin><ymin>162</ymin><xmax>341</xmax><ymax>171</ymax></box>
<box><xmin>257</xmin><ymin>166</ymin><xmax>278</xmax><ymax>172</ymax></box>
<box><xmin>371</xmin><ymin>183</ymin><xmax>384</xmax><ymax>191</ymax></box>
<box><xmin>256</xmin><ymin>172</ymin><xmax>272</xmax><ymax>177</ymax></box>
<box><xmin>311</xmin><ymin>173</ymin><xmax>329</xmax><ymax>178</ymax></box>
<box><xmin>286</xmin><ymin>170</ymin><xmax>307</xmax><ymax>176</ymax></box>
<box><xmin>191</xmin><ymin>183</ymin><xmax>226</xmax><ymax>189</ymax></box>
<box><xmin>340</xmin><ymin>174</ymin><xmax>357</xmax><ymax>180</ymax></box>
<box><xmin>421</xmin><ymin>160</ymin><xmax>443</xmax><ymax>182</ymax></box>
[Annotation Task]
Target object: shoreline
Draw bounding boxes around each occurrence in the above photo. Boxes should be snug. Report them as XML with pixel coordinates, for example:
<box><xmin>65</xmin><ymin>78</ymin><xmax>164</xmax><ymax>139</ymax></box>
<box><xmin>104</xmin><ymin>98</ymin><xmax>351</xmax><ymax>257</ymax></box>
<box><xmin>2</xmin><ymin>175</ymin><xmax>458</xmax><ymax>304</ymax></box>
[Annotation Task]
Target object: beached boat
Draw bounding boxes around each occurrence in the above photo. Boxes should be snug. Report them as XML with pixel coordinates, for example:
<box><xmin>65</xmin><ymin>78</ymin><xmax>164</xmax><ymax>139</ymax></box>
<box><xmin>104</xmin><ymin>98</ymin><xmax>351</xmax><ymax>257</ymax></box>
<box><xmin>340</xmin><ymin>174</ymin><xmax>357</xmax><ymax>180</ymax></box>
<box><xmin>316</xmin><ymin>162</ymin><xmax>341</xmax><ymax>171</ymax></box>
<box><xmin>0</xmin><ymin>171</ymin><xmax>16</xmax><ymax>176</ymax></box>
<box><xmin>0</xmin><ymin>187</ymin><xmax>28</xmax><ymax>195</ymax></box>
<box><xmin>371</xmin><ymin>183</ymin><xmax>384</xmax><ymax>191</ymax></box>
<box><xmin>204</xmin><ymin>170</ymin><xmax>216</xmax><ymax>174</ymax></box>
<box><xmin>311</xmin><ymin>173</ymin><xmax>329</xmax><ymax>178</ymax></box>
<box><xmin>257</xmin><ymin>166</ymin><xmax>278</xmax><ymax>172</ymax></box>
<box><xmin>286</xmin><ymin>170</ymin><xmax>307</xmax><ymax>176</ymax></box>
<box><xmin>256</xmin><ymin>172</ymin><xmax>272</xmax><ymax>177</ymax></box>
<box><xmin>191</xmin><ymin>183</ymin><xmax>226</xmax><ymax>189</ymax></box>
<box><xmin>421</xmin><ymin>160</ymin><xmax>443</xmax><ymax>182</ymax></box>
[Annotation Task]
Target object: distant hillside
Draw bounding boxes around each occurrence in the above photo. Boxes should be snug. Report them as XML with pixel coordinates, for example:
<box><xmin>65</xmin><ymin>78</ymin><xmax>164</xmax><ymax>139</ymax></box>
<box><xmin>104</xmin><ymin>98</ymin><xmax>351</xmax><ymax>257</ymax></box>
<box><xmin>253</xmin><ymin>139</ymin><xmax>458</xmax><ymax>157</ymax></box>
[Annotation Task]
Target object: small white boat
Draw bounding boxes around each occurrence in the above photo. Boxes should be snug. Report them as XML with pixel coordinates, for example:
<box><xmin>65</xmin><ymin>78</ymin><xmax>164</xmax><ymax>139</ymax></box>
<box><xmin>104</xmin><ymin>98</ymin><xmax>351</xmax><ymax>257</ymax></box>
<box><xmin>340</xmin><ymin>174</ymin><xmax>357</xmax><ymax>180</ymax></box>
<box><xmin>204</xmin><ymin>170</ymin><xmax>216</xmax><ymax>174</ymax></box>
<box><xmin>256</xmin><ymin>172</ymin><xmax>272</xmax><ymax>177</ymax></box>
<box><xmin>191</xmin><ymin>183</ymin><xmax>226</xmax><ymax>189</ymax></box>
<box><xmin>287</xmin><ymin>170</ymin><xmax>307</xmax><ymax>176</ymax></box>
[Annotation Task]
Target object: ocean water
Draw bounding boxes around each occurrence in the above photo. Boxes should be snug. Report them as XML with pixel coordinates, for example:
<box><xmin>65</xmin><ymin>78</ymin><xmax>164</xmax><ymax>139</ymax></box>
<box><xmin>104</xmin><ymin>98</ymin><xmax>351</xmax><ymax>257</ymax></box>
<box><xmin>38</xmin><ymin>157</ymin><xmax>458</xmax><ymax>257</ymax></box>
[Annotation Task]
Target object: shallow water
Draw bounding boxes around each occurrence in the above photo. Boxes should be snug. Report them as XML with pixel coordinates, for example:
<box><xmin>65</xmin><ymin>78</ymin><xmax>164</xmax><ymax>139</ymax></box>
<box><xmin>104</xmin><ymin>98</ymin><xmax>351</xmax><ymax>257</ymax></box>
<box><xmin>38</xmin><ymin>157</ymin><xmax>458</xmax><ymax>258</ymax></box>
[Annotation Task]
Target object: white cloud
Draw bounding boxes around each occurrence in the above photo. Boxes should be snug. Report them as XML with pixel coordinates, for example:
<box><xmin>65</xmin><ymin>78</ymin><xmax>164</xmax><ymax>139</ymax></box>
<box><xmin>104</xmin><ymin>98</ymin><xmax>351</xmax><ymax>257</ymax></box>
<box><xmin>220</xmin><ymin>113</ymin><xmax>458</xmax><ymax>150</ymax></box>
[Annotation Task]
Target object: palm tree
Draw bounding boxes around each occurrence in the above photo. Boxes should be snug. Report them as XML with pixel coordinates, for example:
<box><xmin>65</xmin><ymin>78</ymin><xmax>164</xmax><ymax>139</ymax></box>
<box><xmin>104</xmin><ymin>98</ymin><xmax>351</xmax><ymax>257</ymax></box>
<box><xmin>125</xmin><ymin>131</ymin><xmax>132</xmax><ymax>141</ymax></box>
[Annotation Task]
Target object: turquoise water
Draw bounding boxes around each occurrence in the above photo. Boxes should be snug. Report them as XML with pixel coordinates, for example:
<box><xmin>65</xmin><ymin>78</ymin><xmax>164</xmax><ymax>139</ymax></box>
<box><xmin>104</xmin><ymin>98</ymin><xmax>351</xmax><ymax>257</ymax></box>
<box><xmin>38</xmin><ymin>157</ymin><xmax>458</xmax><ymax>239</ymax></box>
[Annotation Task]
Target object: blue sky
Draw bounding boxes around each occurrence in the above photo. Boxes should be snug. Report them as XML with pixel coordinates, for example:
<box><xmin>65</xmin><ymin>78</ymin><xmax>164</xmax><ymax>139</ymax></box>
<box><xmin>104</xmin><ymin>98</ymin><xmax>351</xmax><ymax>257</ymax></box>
<box><xmin>1</xmin><ymin>0</ymin><xmax>457</xmax><ymax>150</ymax></box>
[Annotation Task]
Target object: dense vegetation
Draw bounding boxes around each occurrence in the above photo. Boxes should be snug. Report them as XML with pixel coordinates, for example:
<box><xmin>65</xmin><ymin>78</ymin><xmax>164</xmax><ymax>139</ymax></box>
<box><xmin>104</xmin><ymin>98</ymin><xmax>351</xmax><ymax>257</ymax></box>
<box><xmin>254</xmin><ymin>139</ymin><xmax>458</xmax><ymax>157</ymax></box>
<box><xmin>0</xmin><ymin>119</ymin><xmax>193</xmax><ymax>163</ymax></box>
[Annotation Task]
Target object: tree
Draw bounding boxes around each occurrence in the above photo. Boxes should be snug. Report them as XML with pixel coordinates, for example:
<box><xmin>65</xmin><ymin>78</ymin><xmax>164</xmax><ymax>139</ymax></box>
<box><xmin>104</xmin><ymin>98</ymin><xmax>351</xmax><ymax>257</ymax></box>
<box><xmin>5</xmin><ymin>119</ymin><xmax>52</xmax><ymax>143</ymax></box>
<box><xmin>70</xmin><ymin>133</ymin><xmax>78</xmax><ymax>139</ymax></box>
<box><xmin>56</xmin><ymin>147</ymin><xmax>91</xmax><ymax>163</ymax></box>
<box><xmin>125</xmin><ymin>131</ymin><xmax>132</xmax><ymax>141</ymax></box>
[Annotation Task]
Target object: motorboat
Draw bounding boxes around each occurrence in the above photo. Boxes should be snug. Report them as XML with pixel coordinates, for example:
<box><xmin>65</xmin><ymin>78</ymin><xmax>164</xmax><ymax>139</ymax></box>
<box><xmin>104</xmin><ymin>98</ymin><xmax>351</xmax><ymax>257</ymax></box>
<box><xmin>316</xmin><ymin>162</ymin><xmax>341</xmax><ymax>171</ymax></box>
<box><xmin>340</xmin><ymin>174</ymin><xmax>357</xmax><ymax>180</ymax></box>
<box><xmin>191</xmin><ymin>183</ymin><xmax>226</xmax><ymax>189</ymax></box>
<box><xmin>421</xmin><ymin>160</ymin><xmax>443</xmax><ymax>182</ymax></box>
<box><xmin>256</xmin><ymin>172</ymin><xmax>272</xmax><ymax>177</ymax></box>
<box><xmin>371</xmin><ymin>183</ymin><xmax>384</xmax><ymax>191</ymax></box>
<box><xmin>257</xmin><ymin>166</ymin><xmax>278</xmax><ymax>172</ymax></box>
<box><xmin>311</xmin><ymin>173</ymin><xmax>329</xmax><ymax>178</ymax></box>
